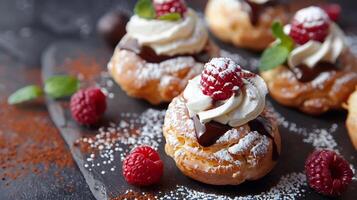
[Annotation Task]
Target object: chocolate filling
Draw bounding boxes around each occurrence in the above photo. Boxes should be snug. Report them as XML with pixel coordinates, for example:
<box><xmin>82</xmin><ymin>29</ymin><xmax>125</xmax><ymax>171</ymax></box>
<box><xmin>248</xmin><ymin>116</ymin><xmax>279</xmax><ymax>161</ymax></box>
<box><xmin>244</xmin><ymin>0</ymin><xmax>279</xmax><ymax>26</ymax></box>
<box><xmin>192</xmin><ymin>114</ymin><xmax>279</xmax><ymax>161</ymax></box>
<box><xmin>118</xmin><ymin>38</ymin><xmax>211</xmax><ymax>63</ymax></box>
<box><xmin>192</xmin><ymin>115</ymin><xmax>232</xmax><ymax>147</ymax></box>
<box><xmin>290</xmin><ymin>62</ymin><xmax>340</xmax><ymax>83</ymax></box>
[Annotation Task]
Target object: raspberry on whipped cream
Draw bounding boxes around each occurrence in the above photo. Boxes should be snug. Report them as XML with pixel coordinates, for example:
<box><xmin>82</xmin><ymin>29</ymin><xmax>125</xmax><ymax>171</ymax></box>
<box><xmin>184</xmin><ymin>58</ymin><xmax>268</xmax><ymax>127</ymax></box>
<box><xmin>286</xmin><ymin>6</ymin><xmax>346</xmax><ymax>68</ymax></box>
<box><xmin>289</xmin><ymin>6</ymin><xmax>330</xmax><ymax>45</ymax></box>
<box><xmin>154</xmin><ymin>0</ymin><xmax>187</xmax><ymax>18</ymax></box>
<box><xmin>126</xmin><ymin>7</ymin><xmax>208</xmax><ymax>56</ymax></box>
<box><xmin>200</xmin><ymin>58</ymin><xmax>244</xmax><ymax>101</ymax></box>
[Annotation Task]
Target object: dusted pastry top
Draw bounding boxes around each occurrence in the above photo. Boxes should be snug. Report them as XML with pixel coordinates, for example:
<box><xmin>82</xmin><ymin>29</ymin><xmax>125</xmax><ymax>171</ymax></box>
<box><xmin>183</xmin><ymin>58</ymin><xmax>268</xmax><ymax>127</ymax></box>
<box><xmin>126</xmin><ymin>8</ymin><xmax>208</xmax><ymax>56</ymax></box>
<box><xmin>286</xmin><ymin>6</ymin><xmax>346</xmax><ymax>69</ymax></box>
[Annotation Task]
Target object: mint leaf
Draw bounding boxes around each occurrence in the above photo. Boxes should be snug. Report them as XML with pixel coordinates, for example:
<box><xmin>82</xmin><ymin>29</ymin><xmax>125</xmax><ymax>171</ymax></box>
<box><xmin>134</xmin><ymin>0</ymin><xmax>156</xmax><ymax>19</ymax></box>
<box><xmin>8</xmin><ymin>85</ymin><xmax>43</xmax><ymax>105</ymax></box>
<box><xmin>259</xmin><ymin>22</ymin><xmax>295</xmax><ymax>71</ymax></box>
<box><xmin>259</xmin><ymin>44</ymin><xmax>290</xmax><ymax>71</ymax></box>
<box><xmin>44</xmin><ymin>75</ymin><xmax>79</xmax><ymax>98</ymax></box>
<box><xmin>159</xmin><ymin>13</ymin><xmax>181</xmax><ymax>21</ymax></box>
<box><xmin>271</xmin><ymin>21</ymin><xmax>294</xmax><ymax>50</ymax></box>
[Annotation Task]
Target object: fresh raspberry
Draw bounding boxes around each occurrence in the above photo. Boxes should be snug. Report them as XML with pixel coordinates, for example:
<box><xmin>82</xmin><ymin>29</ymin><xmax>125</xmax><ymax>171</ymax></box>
<box><xmin>321</xmin><ymin>4</ymin><xmax>341</xmax><ymax>22</ymax></box>
<box><xmin>289</xmin><ymin>6</ymin><xmax>331</xmax><ymax>45</ymax></box>
<box><xmin>122</xmin><ymin>146</ymin><xmax>163</xmax><ymax>186</ymax></box>
<box><xmin>200</xmin><ymin>58</ymin><xmax>244</xmax><ymax>101</ymax></box>
<box><xmin>153</xmin><ymin>0</ymin><xmax>187</xmax><ymax>18</ymax></box>
<box><xmin>70</xmin><ymin>87</ymin><xmax>107</xmax><ymax>125</ymax></box>
<box><xmin>305</xmin><ymin>150</ymin><xmax>353</xmax><ymax>196</ymax></box>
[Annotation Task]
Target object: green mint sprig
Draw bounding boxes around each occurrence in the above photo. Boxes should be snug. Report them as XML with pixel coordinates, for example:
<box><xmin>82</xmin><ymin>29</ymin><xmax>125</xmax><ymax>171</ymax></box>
<box><xmin>7</xmin><ymin>75</ymin><xmax>79</xmax><ymax>105</ymax></box>
<box><xmin>259</xmin><ymin>22</ymin><xmax>295</xmax><ymax>71</ymax></box>
<box><xmin>8</xmin><ymin>85</ymin><xmax>43</xmax><ymax>105</ymax></box>
<box><xmin>158</xmin><ymin>13</ymin><xmax>181</xmax><ymax>21</ymax></box>
<box><xmin>134</xmin><ymin>0</ymin><xmax>182</xmax><ymax>21</ymax></box>
<box><xmin>134</xmin><ymin>0</ymin><xmax>156</xmax><ymax>19</ymax></box>
<box><xmin>44</xmin><ymin>75</ymin><xmax>79</xmax><ymax>98</ymax></box>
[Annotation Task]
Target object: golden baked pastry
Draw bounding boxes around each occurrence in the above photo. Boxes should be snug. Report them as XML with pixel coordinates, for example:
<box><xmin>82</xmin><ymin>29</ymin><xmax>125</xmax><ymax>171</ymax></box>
<box><xmin>259</xmin><ymin>6</ymin><xmax>357</xmax><ymax>115</ymax></box>
<box><xmin>108</xmin><ymin>2</ymin><xmax>220</xmax><ymax>104</ymax></box>
<box><xmin>205</xmin><ymin>0</ymin><xmax>288</xmax><ymax>51</ymax></box>
<box><xmin>163</xmin><ymin>96</ymin><xmax>281</xmax><ymax>185</ymax></box>
<box><xmin>108</xmin><ymin>40</ymin><xmax>219</xmax><ymax>105</ymax></box>
<box><xmin>261</xmin><ymin>49</ymin><xmax>357</xmax><ymax>116</ymax></box>
<box><xmin>163</xmin><ymin>57</ymin><xmax>280</xmax><ymax>185</ymax></box>
<box><xmin>346</xmin><ymin>87</ymin><xmax>357</xmax><ymax>150</ymax></box>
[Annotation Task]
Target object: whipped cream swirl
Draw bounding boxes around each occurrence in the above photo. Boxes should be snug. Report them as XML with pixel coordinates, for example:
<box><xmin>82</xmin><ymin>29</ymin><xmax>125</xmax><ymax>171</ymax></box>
<box><xmin>126</xmin><ymin>9</ymin><xmax>208</xmax><ymax>56</ymax></box>
<box><xmin>248</xmin><ymin>0</ymin><xmax>271</xmax><ymax>4</ymax></box>
<box><xmin>183</xmin><ymin>72</ymin><xmax>268</xmax><ymax>127</ymax></box>
<box><xmin>286</xmin><ymin>23</ymin><xmax>346</xmax><ymax>68</ymax></box>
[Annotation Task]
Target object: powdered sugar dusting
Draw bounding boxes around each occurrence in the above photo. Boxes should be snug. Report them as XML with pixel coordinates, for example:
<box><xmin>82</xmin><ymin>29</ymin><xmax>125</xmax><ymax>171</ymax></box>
<box><xmin>141</xmin><ymin>57</ymin><xmax>201</xmax><ymax>81</ymax></box>
<box><xmin>303</xmin><ymin>129</ymin><xmax>338</xmax><ymax>153</ymax></box>
<box><xmin>275</xmin><ymin>111</ymin><xmax>340</xmax><ymax>152</ymax></box>
<box><xmin>204</xmin><ymin>57</ymin><xmax>240</xmax><ymax>78</ymax></box>
<box><xmin>97</xmin><ymin>71</ymin><xmax>115</xmax><ymax>99</ymax></box>
<box><xmin>74</xmin><ymin>101</ymin><xmax>355</xmax><ymax>199</ymax></box>
<box><xmin>216</xmin><ymin>128</ymin><xmax>242</xmax><ymax>143</ymax></box>
<box><xmin>251</xmin><ymin>136</ymin><xmax>270</xmax><ymax>158</ymax></box>
<box><xmin>214</xmin><ymin>149</ymin><xmax>235</xmax><ymax>163</ymax></box>
<box><xmin>110</xmin><ymin>50</ymin><xmax>203</xmax><ymax>88</ymax></box>
<box><xmin>127</xmin><ymin>172</ymin><xmax>307</xmax><ymax>200</ymax></box>
<box><xmin>76</xmin><ymin>109</ymin><xmax>165</xmax><ymax>173</ymax></box>
<box><xmin>294</xmin><ymin>6</ymin><xmax>329</xmax><ymax>28</ymax></box>
<box><xmin>228</xmin><ymin>131</ymin><xmax>260</xmax><ymax>154</ymax></box>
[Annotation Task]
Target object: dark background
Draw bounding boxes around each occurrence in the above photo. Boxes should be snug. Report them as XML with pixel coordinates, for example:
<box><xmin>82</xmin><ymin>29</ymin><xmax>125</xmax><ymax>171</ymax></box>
<box><xmin>0</xmin><ymin>0</ymin><xmax>356</xmax><ymax>199</ymax></box>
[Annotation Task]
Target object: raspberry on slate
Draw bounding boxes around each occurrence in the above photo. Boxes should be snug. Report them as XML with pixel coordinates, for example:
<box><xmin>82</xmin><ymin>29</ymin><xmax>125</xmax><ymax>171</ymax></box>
<box><xmin>200</xmin><ymin>58</ymin><xmax>244</xmax><ymax>101</ymax></box>
<box><xmin>70</xmin><ymin>87</ymin><xmax>107</xmax><ymax>125</ymax></box>
<box><xmin>305</xmin><ymin>150</ymin><xmax>354</xmax><ymax>196</ymax></box>
<box><xmin>153</xmin><ymin>0</ymin><xmax>187</xmax><ymax>18</ymax></box>
<box><xmin>122</xmin><ymin>146</ymin><xmax>163</xmax><ymax>186</ymax></box>
<box><xmin>289</xmin><ymin>6</ymin><xmax>331</xmax><ymax>45</ymax></box>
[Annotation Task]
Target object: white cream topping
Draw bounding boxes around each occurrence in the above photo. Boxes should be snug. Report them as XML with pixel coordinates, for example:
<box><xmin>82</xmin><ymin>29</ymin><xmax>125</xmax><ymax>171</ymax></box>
<box><xmin>153</xmin><ymin>0</ymin><xmax>172</xmax><ymax>3</ymax></box>
<box><xmin>126</xmin><ymin>9</ymin><xmax>208</xmax><ymax>56</ymax></box>
<box><xmin>248</xmin><ymin>0</ymin><xmax>270</xmax><ymax>4</ymax></box>
<box><xmin>287</xmin><ymin>23</ymin><xmax>346</xmax><ymax>68</ymax></box>
<box><xmin>183</xmin><ymin>72</ymin><xmax>268</xmax><ymax>127</ymax></box>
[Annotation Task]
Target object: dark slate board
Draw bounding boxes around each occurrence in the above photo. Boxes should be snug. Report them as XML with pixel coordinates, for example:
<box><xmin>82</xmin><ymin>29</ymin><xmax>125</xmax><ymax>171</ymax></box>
<box><xmin>42</xmin><ymin>1</ymin><xmax>357</xmax><ymax>200</ymax></box>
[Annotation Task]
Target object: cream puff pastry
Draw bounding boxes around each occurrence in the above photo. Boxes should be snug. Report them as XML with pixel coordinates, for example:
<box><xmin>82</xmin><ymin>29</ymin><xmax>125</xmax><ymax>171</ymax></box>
<box><xmin>346</xmin><ymin>87</ymin><xmax>357</xmax><ymax>150</ymax></box>
<box><xmin>260</xmin><ymin>6</ymin><xmax>357</xmax><ymax>115</ymax></box>
<box><xmin>205</xmin><ymin>0</ymin><xmax>288</xmax><ymax>51</ymax></box>
<box><xmin>108</xmin><ymin>0</ymin><xmax>220</xmax><ymax>104</ymax></box>
<box><xmin>163</xmin><ymin>58</ymin><xmax>281</xmax><ymax>185</ymax></box>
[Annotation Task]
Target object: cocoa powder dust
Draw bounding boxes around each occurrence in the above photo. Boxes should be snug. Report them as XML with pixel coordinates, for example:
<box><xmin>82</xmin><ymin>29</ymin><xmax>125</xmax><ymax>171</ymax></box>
<box><xmin>0</xmin><ymin>65</ymin><xmax>75</xmax><ymax>186</ymax></box>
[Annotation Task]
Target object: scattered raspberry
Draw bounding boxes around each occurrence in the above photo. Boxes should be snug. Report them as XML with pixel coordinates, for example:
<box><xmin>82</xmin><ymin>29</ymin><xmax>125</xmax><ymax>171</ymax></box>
<box><xmin>70</xmin><ymin>87</ymin><xmax>107</xmax><ymax>125</ymax></box>
<box><xmin>122</xmin><ymin>146</ymin><xmax>163</xmax><ymax>186</ymax></box>
<box><xmin>305</xmin><ymin>150</ymin><xmax>353</xmax><ymax>196</ymax></box>
<box><xmin>153</xmin><ymin>0</ymin><xmax>187</xmax><ymax>18</ymax></box>
<box><xmin>289</xmin><ymin>6</ymin><xmax>331</xmax><ymax>45</ymax></box>
<box><xmin>321</xmin><ymin>4</ymin><xmax>341</xmax><ymax>22</ymax></box>
<box><xmin>200</xmin><ymin>58</ymin><xmax>244</xmax><ymax>101</ymax></box>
